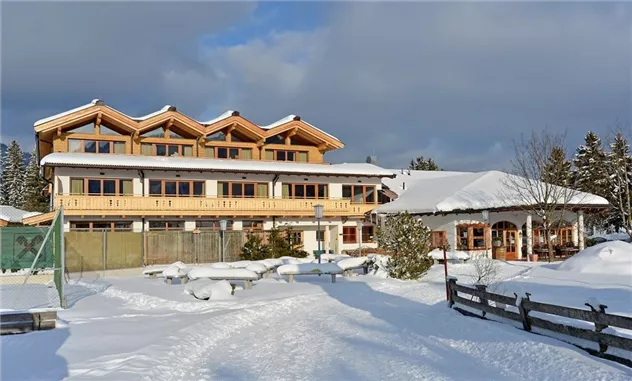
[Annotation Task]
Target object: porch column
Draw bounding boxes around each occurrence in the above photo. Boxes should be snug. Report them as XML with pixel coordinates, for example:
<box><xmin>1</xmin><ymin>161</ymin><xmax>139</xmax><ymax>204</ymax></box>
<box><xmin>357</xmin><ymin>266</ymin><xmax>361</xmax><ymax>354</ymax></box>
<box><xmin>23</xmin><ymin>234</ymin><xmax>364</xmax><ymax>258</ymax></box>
<box><xmin>526</xmin><ymin>214</ymin><xmax>533</xmax><ymax>258</ymax></box>
<box><xmin>578</xmin><ymin>211</ymin><xmax>585</xmax><ymax>250</ymax></box>
<box><xmin>324</xmin><ymin>226</ymin><xmax>330</xmax><ymax>254</ymax></box>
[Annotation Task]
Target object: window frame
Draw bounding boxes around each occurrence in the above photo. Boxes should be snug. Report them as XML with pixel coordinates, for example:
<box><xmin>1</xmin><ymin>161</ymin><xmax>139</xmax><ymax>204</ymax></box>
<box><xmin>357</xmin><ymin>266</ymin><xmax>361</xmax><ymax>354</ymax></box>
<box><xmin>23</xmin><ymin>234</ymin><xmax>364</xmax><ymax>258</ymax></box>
<box><xmin>264</xmin><ymin>149</ymin><xmax>309</xmax><ymax>162</ymax></box>
<box><xmin>70</xmin><ymin>177</ymin><xmax>133</xmax><ymax>196</ymax></box>
<box><xmin>342</xmin><ymin>226</ymin><xmax>357</xmax><ymax>244</ymax></box>
<box><xmin>217</xmin><ymin>181</ymin><xmax>267</xmax><ymax>198</ymax></box>
<box><xmin>69</xmin><ymin>221</ymin><xmax>132</xmax><ymax>232</ymax></box>
<box><xmin>456</xmin><ymin>224</ymin><xmax>490</xmax><ymax>251</ymax></box>
<box><xmin>361</xmin><ymin>226</ymin><xmax>375</xmax><ymax>243</ymax></box>
<box><xmin>342</xmin><ymin>185</ymin><xmax>378</xmax><ymax>204</ymax></box>
<box><xmin>68</xmin><ymin>138</ymin><xmax>125</xmax><ymax>154</ymax></box>
<box><xmin>283</xmin><ymin>183</ymin><xmax>329</xmax><ymax>199</ymax></box>
<box><xmin>148</xmin><ymin>221</ymin><xmax>185</xmax><ymax>231</ymax></box>
<box><xmin>141</xmin><ymin>142</ymin><xmax>194</xmax><ymax>157</ymax></box>
<box><xmin>205</xmin><ymin>145</ymin><xmax>253</xmax><ymax>160</ymax></box>
<box><xmin>430</xmin><ymin>231</ymin><xmax>447</xmax><ymax>249</ymax></box>
<box><xmin>195</xmin><ymin>220</ymin><xmax>234</xmax><ymax>231</ymax></box>
<box><xmin>147</xmin><ymin>179</ymin><xmax>205</xmax><ymax>197</ymax></box>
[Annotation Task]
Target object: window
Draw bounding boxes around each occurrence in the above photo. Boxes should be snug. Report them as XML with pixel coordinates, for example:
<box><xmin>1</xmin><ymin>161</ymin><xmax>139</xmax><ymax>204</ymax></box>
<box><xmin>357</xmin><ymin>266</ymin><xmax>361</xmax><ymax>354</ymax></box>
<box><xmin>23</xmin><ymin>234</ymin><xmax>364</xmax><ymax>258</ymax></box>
<box><xmin>206</xmin><ymin>131</ymin><xmax>226</xmax><ymax>141</ymax></box>
<box><xmin>205</xmin><ymin>146</ymin><xmax>252</xmax><ymax>160</ymax></box>
<box><xmin>265</xmin><ymin>135</ymin><xmax>284</xmax><ymax>145</ymax></box>
<box><xmin>343</xmin><ymin>226</ymin><xmax>357</xmax><ymax>244</ymax></box>
<box><xmin>361</xmin><ymin>226</ymin><xmax>374</xmax><ymax>243</ymax></box>
<box><xmin>70</xmin><ymin>221</ymin><xmax>132</xmax><ymax>232</ymax></box>
<box><xmin>148</xmin><ymin>180</ymin><xmax>204</xmax><ymax>197</ymax></box>
<box><xmin>195</xmin><ymin>220</ymin><xmax>234</xmax><ymax>230</ymax></box>
<box><xmin>282</xmin><ymin>183</ymin><xmax>328</xmax><ymax>199</ymax></box>
<box><xmin>68</xmin><ymin>139</ymin><xmax>125</xmax><ymax>154</ymax></box>
<box><xmin>457</xmin><ymin>224</ymin><xmax>489</xmax><ymax>250</ymax></box>
<box><xmin>217</xmin><ymin>182</ymin><xmax>268</xmax><ymax>198</ymax></box>
<box><xmin>264</xmin><ymin>149</ymin><xmax>308</xmax><ymax>162</ymax></box>
<box><xmin>66</xmin><ymin>122</ymin><xmax>94</xmax><ymax>134</ymax></box>
<box><xmin>243</xmin><ymin>220</ymin><xmax>264</xmax><ymax>232</ymax></box>
<box><xmin>287</xmin><ymin>231</ymin><xmax>303</xmax><ymax>246</ymax></box>
<box><xmin>431</xmin><ymin>231</ymin><xmax>447</xmax><ymax>249</ymax></box>
<box><xmin>148</xmin><ymin>221</ymin><xmax>184</xmax><ymax>231</ymax></box>
<box><xmin>70</xmin><ymin>178</ymin><xmax>132</xmax><ymax>196</ymax></box>
<box><xmin>316</xmin><ymin>230</ymin><xmax>325</xmax><ymax>242</ymax></box>
<box><xmin>141</xmin><ymin>143</ymin><xmax>193</xmax><ymax>157</ymax></box>
<box><xmin>342</xmin><ymin>185</ymin><xmax>377</xmax><ymax>204</ymax></box>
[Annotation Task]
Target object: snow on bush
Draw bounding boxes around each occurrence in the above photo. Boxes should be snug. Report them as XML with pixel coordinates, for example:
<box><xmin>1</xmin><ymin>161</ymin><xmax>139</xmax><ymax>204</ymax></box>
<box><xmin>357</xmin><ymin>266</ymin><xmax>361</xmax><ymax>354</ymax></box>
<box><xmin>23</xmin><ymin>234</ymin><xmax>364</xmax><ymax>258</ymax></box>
<box><xmin>277</xmin><ymin>263</ymin><xmax>343</xmax><ymax>275</ymax></box>
<box><xmin>557</xmin><ymin>241</ymin><xmax>632</xmax><ymax>276</ymax></box>
<box><xmin>185</xmin><ymin>280</ymin><xmax>234</xmax><ymax>300</ymax></box>
<box><xmin>337</xmin><ymin>257</ymin><xmax>369</xmax><ymax>270</ymax></box>
<box><xmin>188</xmin><ymin>267</ymin><xmax>259</xmax><ymax>280</ymax></box>
<box><xmin>428</xmin><ymin>249</ymin><xmax>470</xmax><ymax>261</ymax></box>
<box><xmin>246</xmin><ymin>262</ymin><xmax>268</xmax><ymax>275</ymax></box>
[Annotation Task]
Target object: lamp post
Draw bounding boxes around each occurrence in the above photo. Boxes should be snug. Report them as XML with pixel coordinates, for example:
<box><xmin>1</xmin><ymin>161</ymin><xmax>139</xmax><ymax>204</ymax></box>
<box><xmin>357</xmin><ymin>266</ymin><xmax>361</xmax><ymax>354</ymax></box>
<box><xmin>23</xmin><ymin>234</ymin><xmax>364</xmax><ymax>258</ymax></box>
<box><xmin>314</xmin><ymin>204</ymin><xmax>324</xmax><ymax>264</ymax></box>
<box><xmin>356</xmin><ymin>220</ymin><xmax>364</xmax><ymax>257</ymax></box>
<box><xmin>219</xmin><ymin>219</ymin><xmax>227</xmax><ymax>262</ymax></box>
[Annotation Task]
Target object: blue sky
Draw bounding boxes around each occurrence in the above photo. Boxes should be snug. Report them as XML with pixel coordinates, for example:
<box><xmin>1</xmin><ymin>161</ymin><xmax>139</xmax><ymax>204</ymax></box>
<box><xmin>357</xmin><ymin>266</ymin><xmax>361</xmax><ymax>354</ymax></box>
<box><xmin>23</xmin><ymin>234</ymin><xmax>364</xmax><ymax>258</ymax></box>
<box><xmin>2</xmin><ymin>2</ymin><xmax>630</xmax><ymax>170</ymax></box>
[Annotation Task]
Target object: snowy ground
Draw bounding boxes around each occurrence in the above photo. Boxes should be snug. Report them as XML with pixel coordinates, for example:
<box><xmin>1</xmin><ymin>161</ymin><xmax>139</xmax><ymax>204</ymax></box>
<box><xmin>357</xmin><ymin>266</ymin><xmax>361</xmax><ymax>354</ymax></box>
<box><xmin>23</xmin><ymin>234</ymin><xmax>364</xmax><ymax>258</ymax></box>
<box><xmin>2</xmin><ymin>261</ymin><xmax>631</xmax><ymax>381</ymax></box>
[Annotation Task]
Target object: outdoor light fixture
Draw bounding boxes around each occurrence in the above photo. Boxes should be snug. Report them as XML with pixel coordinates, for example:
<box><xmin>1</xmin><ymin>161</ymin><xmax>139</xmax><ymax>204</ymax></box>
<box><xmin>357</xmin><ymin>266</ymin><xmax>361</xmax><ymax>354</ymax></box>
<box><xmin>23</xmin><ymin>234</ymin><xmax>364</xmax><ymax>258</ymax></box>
<box><xmin>219</xmin><ymin>219</ymin><xmax>228</xmax><ymax>262</ymax></box>
<box><xmin>356</xmin><ymin>220</ymin><xmax>364</xmax><ymax>257</ymax></box>
<box><xmin>481</xmin><ymin>210</ymin><xmax>489</xmax><ymax>222</ymax></box>
<box><xmin>314</xmin><ymin>205</ymin><xmax>324</xmax><ymax>264</ymax></box>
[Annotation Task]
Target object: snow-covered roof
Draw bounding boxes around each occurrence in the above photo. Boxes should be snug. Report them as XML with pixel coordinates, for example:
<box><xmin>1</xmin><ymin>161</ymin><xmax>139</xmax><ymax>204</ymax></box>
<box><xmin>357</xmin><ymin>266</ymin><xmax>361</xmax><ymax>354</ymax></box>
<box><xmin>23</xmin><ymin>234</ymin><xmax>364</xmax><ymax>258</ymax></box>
<box><xmin>197</xmin><ymin>110</ymin><xmax>235</xmax><ymax>125</ymax></box>
<box><xmin>260</xmin><ymin>114</ymin><xmax>339</xmax><ymax>141</ymax></box>
<box><xmin>382</xmin><ymin>169</ymin><xmax>473</xmax><ymax>196</ymax></box>
<box><xmin>124</xmin><ymin>105</ymin><xmax>175</xmax><ymax>121</ymax></box>
<box><xmin>40</xmin><ymin>153</ymin><xmax>395</xmax><ymax>178</ymax></box>
<box><xmin>0</xmin><ymin>206</ymin><xmax>42</xmax><ymax>223</ymax></box>
<box><xmin>34</xmin><ymin>99</ymin><xmax>102</xmax><ymax>126</ymax></box>
<box><xmin>374</xmin><ymin>170</ymin><xmax>609</xmax><ymax>214</ymax></box>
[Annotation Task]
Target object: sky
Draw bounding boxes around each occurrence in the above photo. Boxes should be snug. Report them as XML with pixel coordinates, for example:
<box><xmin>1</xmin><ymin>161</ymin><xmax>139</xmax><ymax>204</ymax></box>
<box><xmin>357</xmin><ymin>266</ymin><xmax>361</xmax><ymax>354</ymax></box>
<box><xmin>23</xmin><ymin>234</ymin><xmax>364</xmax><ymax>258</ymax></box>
<box><xmin>1</xmin><ymin>2</ymin><xmax>630</xmax><ymax>171</ymax></box>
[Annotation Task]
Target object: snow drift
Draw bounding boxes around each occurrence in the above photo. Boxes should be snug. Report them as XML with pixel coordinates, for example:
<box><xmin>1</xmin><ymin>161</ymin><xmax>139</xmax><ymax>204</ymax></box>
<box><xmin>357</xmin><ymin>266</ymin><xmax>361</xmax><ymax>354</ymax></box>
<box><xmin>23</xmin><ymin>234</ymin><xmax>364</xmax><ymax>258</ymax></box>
<box><xmin>184</xmin><ymin>280</ymin><xmax>234</xmax><ymax>300</ymax></box>
<box><xmin>557</xmin><ymin>241</ymin><xmax>632</xmax><ymax>276</ymax></box>
<box><xmin>428</xmin><ymin>249</ymin><xmax>470</xmax><ymax>261</ymax></box>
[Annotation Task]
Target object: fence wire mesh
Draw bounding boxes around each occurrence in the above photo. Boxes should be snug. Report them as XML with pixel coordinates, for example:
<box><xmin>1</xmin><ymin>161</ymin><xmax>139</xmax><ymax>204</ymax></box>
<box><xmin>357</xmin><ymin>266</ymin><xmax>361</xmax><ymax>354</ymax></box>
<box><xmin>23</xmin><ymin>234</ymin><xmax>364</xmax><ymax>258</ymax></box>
<box><xmin>0</xmin><ymin>209</ymin><xmax>64</xmax><ymax>310</ymax></box>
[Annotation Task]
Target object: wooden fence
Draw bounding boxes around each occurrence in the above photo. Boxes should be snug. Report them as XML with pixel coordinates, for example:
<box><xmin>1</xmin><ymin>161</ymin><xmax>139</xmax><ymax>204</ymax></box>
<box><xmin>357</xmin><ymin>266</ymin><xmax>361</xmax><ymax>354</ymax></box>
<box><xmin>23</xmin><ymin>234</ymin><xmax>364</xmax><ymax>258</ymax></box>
<box><xmin>145</xmin><ymin>231</ymin><xmax>243</xmax><ymax>265</ymax></box>
<box><xmin>446</xmin><ymin>277</ymin><xmax>632</xmax><ymax>366</ymax></box>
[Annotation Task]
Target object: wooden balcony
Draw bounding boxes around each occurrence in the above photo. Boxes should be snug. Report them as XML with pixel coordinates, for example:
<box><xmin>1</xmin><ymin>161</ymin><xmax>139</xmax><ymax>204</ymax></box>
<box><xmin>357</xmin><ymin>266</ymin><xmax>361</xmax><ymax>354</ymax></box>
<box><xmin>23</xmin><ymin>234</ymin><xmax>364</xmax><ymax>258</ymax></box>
<box><xmin>55</xmin><ymin>195</ymin><xmax>376</xmax><ymax>217</ymax></box>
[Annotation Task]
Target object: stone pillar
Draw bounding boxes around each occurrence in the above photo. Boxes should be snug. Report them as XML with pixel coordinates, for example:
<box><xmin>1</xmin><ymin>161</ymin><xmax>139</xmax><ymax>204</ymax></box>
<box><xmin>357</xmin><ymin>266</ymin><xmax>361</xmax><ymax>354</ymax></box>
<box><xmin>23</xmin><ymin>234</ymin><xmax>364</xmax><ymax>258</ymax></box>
<box><xmin>526</xmin><ymin>214</ymin><xmax>533</xmax><ymax>257</ymax></box>
<box><xmin>578</xmin><ymin>211</ymin><xmax>585</xmax><ymax>250</ymax></box>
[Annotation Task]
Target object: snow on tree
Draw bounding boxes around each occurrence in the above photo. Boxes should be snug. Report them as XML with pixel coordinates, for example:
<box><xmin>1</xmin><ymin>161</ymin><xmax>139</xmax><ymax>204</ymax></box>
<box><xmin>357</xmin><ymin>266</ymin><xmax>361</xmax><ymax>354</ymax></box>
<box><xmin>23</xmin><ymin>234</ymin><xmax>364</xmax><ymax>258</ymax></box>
<box><xmin>573</xmin><ymin>131</ymin><xmax>609</xmax><ymax>230</ymax></box>
<box><xmin>408</xmin><ymin>156</ymin><xmax>441</xmax><ymax>171</ymax></box>
<box><xmin>605</xmin><ymin>133</ymin><xmax>632</xmax><ymax>237</ymax></box>
<box><xmin>240</xmin><ymin>233</ymin><xmax>270</xmax><ymax>261</ymax></box>
<box><xmin>543</xmin><ymin>146</ymin><xmax>572</xmax><ymax>188</ymax></box>
<box><xmin>376</xmin><ymin>212</ymin><xmax>433</xmax><ymax>279</ymax></box>
<box><xmin>0</xmin><ymin>141</ymin><xmax>26</xmax><ymax>208</ymax></box>
<box><xmin>23</xmin><ymin>147</ymin><xmax>50</xmax><ymax>213</ymax></box>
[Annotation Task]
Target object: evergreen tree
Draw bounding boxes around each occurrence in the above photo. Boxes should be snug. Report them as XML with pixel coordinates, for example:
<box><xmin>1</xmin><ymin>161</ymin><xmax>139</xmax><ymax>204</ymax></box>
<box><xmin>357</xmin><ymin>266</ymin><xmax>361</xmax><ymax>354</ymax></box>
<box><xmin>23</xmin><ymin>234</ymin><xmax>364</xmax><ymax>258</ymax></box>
<box><xmin>376</xmin><ymin>212</ymin><xmax>433</xmax><ymax>279</ymax></box>
<box><xmin>542</xmin><ymin>146</ymin><xmax>572</xmax><ymax>187</ymax></box>
<box><xmin>574</xmin><ymin>132</ymin><xmax>609</xmax><ymax>230</ymax></box>
<box><xmin>408</xmin><ymin>156</ymin><xmax>441</xmax><ymax>171</ymax></box>
<box><xmin>605</xmin><ymin>133</ymin><xmax>632</xmax><ymax>236</ymax></box>
<box><xmin>0</xmin><ymin>141</ymin><xmax>25</xmax><ymax>208</ymax></box>
<box><xmin>23</xmin><ymin>147</ymin><xmax>49</xmax><ymax>213</ymax></box>
<box><xmin>240</xmin><ymin>233</ymin><xmax>270</xmax><ymax>261</ymax></box>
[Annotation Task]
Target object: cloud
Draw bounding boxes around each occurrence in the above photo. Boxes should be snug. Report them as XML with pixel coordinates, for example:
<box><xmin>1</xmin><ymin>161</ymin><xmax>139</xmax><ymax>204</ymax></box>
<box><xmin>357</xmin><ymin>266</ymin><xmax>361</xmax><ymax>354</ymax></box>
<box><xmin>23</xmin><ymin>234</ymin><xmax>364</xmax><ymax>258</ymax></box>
<box><xmin>2</xmin><ymin>2</ymin><xmax>630</xmax><ymax>171</ymax></box>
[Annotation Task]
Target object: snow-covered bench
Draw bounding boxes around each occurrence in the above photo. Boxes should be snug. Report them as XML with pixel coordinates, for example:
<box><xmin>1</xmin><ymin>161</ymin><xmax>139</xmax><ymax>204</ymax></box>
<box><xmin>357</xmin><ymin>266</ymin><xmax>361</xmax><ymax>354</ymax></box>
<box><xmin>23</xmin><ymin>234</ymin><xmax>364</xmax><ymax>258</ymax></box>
<box><xmin>188</xmin><ymin>267</ymin><xmax>260</xmax><ymax>290</ymax></box>
<box><xmin>337</xmin><ymin>257</ymin><xmax>371</xmax><ymax>277</ymax></box>
<box><xmin>277</xmin><ymin>263</ymin><xmax>343</xmax><ymax>283</ymax></box>
<box><xmin>143</xmin><ymin>266</ymin><xmax>169</xmax><ymax>279</ymax></box>
<box><xmin>162</xmin><ymin>263</ymin><xmax>190</xmax><ymax>285</ymax></box>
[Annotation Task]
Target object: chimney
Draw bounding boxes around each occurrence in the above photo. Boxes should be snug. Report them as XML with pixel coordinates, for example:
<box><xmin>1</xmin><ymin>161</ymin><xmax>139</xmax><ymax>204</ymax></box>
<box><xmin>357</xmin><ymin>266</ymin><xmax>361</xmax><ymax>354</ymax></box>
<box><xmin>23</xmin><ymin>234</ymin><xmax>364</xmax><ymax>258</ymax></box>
<box><xmin>366</xmin><ymin>155</ymin><xmax>378</xmax><ymax>165</ymax></box>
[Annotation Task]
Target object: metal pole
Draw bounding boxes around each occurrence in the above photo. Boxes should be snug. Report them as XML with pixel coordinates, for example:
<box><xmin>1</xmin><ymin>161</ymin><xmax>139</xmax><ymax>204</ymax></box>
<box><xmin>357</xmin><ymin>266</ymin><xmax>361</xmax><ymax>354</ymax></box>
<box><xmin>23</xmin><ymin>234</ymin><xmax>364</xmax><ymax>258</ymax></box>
<box><xmin>221</xmin><ymin>230</ymin><xmax>225</xmax><ymax>262</ymax></box>
<box><xmin>317</xmin><ymin>219</ymin><xmax>321</xmax><ymax>264</ymax></box>
<box><xmin>358</xmin><ymin>225</ymin><xmax>362</xmax><ymax>257</ymax></box>
<box><xmin>443</xmin><ymin>246</ymin><xmax>449</xmax><ymax>301</ymax></box>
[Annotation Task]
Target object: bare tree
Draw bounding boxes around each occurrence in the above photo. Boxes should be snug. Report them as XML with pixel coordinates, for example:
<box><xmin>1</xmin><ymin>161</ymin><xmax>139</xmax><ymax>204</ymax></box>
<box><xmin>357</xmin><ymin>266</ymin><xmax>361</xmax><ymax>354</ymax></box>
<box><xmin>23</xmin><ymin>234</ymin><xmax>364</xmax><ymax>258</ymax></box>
<box><xmin>501</xmin><ymin>130</ymin><xmax>583</xmax><ymax>262</ymax></box>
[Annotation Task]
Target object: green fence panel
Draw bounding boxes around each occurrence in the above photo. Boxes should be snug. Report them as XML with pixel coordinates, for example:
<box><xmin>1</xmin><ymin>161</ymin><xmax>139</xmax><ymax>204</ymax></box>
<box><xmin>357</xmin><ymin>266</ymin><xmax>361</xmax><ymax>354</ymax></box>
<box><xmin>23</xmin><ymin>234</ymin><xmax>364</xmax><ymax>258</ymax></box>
<box><xmin>0</xmin><ymin>227</ymin><xmax>53</xmax><ymax>270</ymax></box>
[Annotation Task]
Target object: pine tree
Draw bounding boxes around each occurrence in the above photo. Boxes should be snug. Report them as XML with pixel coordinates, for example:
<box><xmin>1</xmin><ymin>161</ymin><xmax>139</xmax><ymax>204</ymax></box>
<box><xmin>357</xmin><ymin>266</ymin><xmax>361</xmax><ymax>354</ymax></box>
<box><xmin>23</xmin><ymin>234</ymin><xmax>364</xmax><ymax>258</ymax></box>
<box><xmin>376</xmin><ymin>212</ymin><xmax>433</xmax><ymax>279</ymax></box>
<box><xmin>605</xmin><ymin>133</ymin><xmax>632</xmax><ymax>236</ymax></box>
<box><xmin>408</xmin><ymin>156</ymin><xmax>441</xmax><ymax>171</ymax></box>
<box><xmin>0</xmin><ymin>141</ymin><xmax>26</xmax><ymax>208</ymax></box>
<box><xmin>23</xmin><ymin>147</ymin><xmax>49</xmax><ymax>213</ymax></box>
<box><xmin>574</xmin><ymin>132</ymin><xmax>609</xmax><ymax>230</ymax></box>
<box><xmin>542</xmin><ymin>146</ymin><xmax>572</xmax><ymax>187</ymax></box>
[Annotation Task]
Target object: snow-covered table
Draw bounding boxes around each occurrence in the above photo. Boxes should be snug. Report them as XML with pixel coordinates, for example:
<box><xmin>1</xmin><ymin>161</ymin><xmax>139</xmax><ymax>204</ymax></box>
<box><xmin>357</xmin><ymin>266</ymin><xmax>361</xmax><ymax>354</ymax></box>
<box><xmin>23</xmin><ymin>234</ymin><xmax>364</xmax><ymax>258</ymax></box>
<box><xmin>277</xmin><ymin>263</ymin><xmax>344</xmax><ymax>283</ymax></box>
<box><xmin>188</xmin><ymin>267</ymin><xmax>260</xmax><ymax>290</ymax></box>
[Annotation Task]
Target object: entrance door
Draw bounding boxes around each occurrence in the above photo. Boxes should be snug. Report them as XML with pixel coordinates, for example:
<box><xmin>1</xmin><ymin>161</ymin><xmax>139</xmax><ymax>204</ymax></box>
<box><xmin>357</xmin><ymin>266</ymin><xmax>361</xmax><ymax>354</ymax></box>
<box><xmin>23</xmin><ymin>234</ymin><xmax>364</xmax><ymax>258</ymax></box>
<box><xmin>504</xmin><ymin>230</ymin><xmax>518</xmax><ymax>260</ymax></box>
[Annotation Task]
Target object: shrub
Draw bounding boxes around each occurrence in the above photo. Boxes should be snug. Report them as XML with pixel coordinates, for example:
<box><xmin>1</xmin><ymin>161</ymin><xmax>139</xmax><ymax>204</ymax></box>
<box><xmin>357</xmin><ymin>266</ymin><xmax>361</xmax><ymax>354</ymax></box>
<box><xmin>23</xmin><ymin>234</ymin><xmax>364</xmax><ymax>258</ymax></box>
<box><xmin>241</xmin><ymin>234</ymin><xmax>269</xmax><ymax>260</ymax></box>
<box><xmin>376</xmin><ymin>212</ymin><xmax>433</xmax><ymax>280</ymax></box>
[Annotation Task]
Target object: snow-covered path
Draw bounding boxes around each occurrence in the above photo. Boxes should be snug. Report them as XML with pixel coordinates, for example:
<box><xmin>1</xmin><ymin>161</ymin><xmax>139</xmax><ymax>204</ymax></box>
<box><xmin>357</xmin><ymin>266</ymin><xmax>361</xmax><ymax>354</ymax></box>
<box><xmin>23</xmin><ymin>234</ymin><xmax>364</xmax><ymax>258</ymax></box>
<box><xmin>2</xmin><ymin>263</ymin><xmax>631</xmax><ymax>381</ymax></box>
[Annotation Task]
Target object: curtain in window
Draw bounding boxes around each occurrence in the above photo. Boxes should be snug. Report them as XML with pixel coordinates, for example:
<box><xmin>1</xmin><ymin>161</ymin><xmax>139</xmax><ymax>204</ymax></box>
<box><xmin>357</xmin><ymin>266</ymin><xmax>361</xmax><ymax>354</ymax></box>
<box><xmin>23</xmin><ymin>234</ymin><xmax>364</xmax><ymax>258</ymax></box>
<box><xmin>217</xmin><ymin>182</ymin><xmax>224</xmax><ymax>197</ymax></box>
<box><xmin>141</xmin><ymin>143</ymin><xmax>153</xmax><ymax>155</ymax></box>
<box><xmin>265</xmin><ymin>150</ymin><xmax>273</xmax><ymax>160</ymax></box>
<box><xmin>183</xmin><ymin>145</ymin><xmax>193</xmax><ymax>157</ymax></box>
<box><xmin>121</xmin><ymin>180</ymin><xmax>133</xmax><ymax>195</ymax></box>
<box><xmin>71</xmin><ymin>179</ymin><xmax>84</xmax><ymax>194</ymax></box>
<box><xmin>257</xmin><ymin>183</ymin><xmax>268</xmax><ymax>198</ymax></box>
<box><xmin>282</xmin><ymin>184</ymin><xmax>289</xmax><ymax>198</ymax></box>
<box><xmin>68</xmin><ymin>139</ymin><xmax>82</xmax><ymax>153</ymax></box>
<box><xmin>298</xmin><ymin>152</ymin><xmax>308</xmax><ymax>162</ymax></box>
<box><xmin>242</xmin><ymin>149</ymin><xmax>252</xmax><ymax>160</ymax></box>
<box><xmin>113</xmin><ymin>142</ymin><xmax>126</xmax><ymax>154</ymax></box>
<box><xmin>205</xmin><ymin>147</ymin><xmax>215</xmax><ymax>158</ymax></box>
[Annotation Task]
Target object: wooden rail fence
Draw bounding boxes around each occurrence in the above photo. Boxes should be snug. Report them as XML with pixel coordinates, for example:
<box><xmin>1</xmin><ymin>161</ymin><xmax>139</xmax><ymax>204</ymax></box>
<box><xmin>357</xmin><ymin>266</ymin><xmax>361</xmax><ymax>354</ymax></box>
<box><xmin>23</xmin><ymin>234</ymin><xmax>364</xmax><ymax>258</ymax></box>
<box><xmin>446</xmin><ymin>277</ymin><xmax>632</xmax><ymax>367</ymax></box>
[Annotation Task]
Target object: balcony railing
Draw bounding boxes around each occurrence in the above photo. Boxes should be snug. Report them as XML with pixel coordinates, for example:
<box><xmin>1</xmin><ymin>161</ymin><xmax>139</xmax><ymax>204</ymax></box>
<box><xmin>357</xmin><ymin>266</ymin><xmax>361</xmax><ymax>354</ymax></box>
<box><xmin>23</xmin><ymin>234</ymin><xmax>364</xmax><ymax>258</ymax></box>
<box><xmin>55</xmin><ymin>195</ymin><xmax>376</xmax><ymax>217</ymax></box>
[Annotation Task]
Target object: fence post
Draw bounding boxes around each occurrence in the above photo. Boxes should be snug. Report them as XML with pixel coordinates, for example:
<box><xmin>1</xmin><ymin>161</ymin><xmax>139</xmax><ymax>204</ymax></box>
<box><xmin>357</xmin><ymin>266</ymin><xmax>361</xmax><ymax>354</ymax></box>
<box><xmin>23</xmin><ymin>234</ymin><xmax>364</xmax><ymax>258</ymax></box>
<box><xmin>586</xmin><ymin>302</ymin><xmax>609</xmax><ymax>353</ymax></box>
<box><xmin>474</xmin><ymin>284</ymin><xmax>488</xmax><ymax>317</ymax></box>
<box><xmin>447</xmin><ymin>277</ymin><xmax>457</xmax><ymax>308</ymax></box>
<box><xmin>516</xmin><ymin>292</ymin><xmax>532</xmax><ymax>332</ymax></box>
